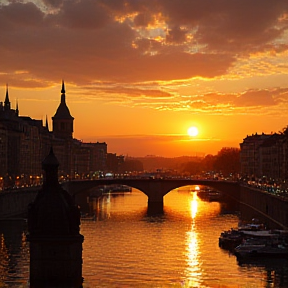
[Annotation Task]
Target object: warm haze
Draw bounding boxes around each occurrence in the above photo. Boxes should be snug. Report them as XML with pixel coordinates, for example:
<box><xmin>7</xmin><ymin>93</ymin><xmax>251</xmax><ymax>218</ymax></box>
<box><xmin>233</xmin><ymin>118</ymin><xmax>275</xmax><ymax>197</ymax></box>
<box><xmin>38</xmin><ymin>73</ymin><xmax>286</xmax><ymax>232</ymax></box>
<box><xmin>1</xmin><ymin>0</ymin><xmax>288</xmax><ymax>157</ymax></box>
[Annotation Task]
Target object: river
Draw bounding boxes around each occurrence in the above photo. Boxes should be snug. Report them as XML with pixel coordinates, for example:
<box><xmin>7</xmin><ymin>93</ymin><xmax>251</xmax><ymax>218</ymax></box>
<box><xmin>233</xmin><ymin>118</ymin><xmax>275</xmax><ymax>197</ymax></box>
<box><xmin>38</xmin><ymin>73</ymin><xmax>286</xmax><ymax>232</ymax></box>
<box><xmin>0</xmin><ymin>186</ymin><xmax>288</xmax><ymax>287</ymax></box>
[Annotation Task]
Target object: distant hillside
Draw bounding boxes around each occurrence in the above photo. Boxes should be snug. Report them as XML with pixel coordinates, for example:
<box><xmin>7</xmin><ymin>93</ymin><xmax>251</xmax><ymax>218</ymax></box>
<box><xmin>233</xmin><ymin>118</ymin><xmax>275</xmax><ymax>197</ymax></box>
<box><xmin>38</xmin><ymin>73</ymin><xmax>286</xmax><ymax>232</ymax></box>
<box><xmin>131</xmin><ymin>155</ymin><xmax>203</xmax><ymax>171</ymax></box>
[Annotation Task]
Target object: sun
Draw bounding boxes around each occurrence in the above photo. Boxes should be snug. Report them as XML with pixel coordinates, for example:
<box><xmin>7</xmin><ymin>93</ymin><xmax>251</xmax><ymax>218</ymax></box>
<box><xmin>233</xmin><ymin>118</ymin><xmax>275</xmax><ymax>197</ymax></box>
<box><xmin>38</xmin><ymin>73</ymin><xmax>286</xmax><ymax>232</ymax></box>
<box><xmin>187</xmin><ymin>126</ymin><xmax>199</xmax><ymax>137</ymax></box>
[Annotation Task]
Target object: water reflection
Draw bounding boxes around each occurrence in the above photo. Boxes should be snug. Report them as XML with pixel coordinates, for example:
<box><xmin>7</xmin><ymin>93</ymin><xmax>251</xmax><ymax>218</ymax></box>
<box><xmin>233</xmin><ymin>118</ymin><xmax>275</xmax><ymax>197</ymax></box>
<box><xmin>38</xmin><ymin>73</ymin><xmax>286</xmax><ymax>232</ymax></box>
<box><xmin>190</xmin><ymin>191</ymin><xmax>198</xmax><ymax>219</ymax></box>
<box><xmin>87</xmin><ymin>194</ymin><xmax>112</xmax><ymax>221</ymax></box>
<box><xmin>2</xmin><ymin>187</ymin><xmax>288</xmax><ymax>287</ymax></box>
<box><xmin>237</xmin><ymin>252</ymin><xmax>288</xmax><ymax>286</ymax></box>
<box><xmin>0</xmin><ymin>220</ymin><xmax>29</xmax><ymax>287</ymax></box>
<box><xmin>184</xmin><ymin>192</ymin><xmax>202</xmax><ymax>287</ymax></box>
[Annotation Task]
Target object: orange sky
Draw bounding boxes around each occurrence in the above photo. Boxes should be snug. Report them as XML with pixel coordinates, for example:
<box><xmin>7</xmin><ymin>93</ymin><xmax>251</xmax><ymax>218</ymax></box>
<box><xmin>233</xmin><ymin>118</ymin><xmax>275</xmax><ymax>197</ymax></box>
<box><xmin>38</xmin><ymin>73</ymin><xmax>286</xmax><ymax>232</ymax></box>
<box><xmin>1</xmin><ymin>0</ymin><xmax>288</xmax><ymax>157</ymax></box>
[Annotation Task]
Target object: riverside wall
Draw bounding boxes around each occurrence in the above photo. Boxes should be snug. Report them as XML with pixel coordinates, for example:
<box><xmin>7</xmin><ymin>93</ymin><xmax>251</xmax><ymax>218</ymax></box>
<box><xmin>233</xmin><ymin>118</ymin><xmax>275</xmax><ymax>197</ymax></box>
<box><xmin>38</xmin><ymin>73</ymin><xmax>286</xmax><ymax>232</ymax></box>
<box><xmin>0</xmin><ymin>188</ymin><xmax>39</xmax><ymax>219</ymax></box>
<box><xmin>239</xmin><ymin>185</ymin><xmax>288</xmax><ymax>230</ymax></box>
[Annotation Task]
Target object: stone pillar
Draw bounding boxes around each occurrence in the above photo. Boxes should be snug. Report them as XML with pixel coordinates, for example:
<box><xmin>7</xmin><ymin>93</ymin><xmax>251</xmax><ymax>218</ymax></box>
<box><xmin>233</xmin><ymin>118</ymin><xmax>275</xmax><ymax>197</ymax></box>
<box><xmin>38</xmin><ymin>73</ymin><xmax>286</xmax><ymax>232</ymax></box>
<box><xmin>146</xmin><ymin>183</ymin><xmax>165</xmax><ymax>215</ymax></box>
<box><xmin>27</xmin><ymin>147</ymin><xmax>84</xmax><ymax>288</ymax></box>
<box><xmin>147</xmin><ymin>199</ymin><xmax>164</xmax><ymax>215</ymax></box>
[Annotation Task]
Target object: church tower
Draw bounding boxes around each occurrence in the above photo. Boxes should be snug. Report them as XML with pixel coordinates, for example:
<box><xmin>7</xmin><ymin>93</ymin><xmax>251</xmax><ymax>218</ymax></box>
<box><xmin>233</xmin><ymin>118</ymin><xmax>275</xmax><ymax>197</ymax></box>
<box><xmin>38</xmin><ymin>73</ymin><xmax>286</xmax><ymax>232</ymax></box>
<box><xmin>52</xmin><ymin>81</ymin><xmax>74</xmax><ymax>139</ymax></box>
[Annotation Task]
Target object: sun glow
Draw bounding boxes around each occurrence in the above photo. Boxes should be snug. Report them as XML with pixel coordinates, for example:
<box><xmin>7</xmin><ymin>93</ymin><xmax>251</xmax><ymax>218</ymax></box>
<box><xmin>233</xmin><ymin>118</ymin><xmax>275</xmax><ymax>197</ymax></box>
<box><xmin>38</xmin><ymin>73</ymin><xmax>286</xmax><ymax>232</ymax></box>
<box><xmin>187</xmin><ymin>126</ymin><xmax>199</xmax><ymax>137</ymax></box>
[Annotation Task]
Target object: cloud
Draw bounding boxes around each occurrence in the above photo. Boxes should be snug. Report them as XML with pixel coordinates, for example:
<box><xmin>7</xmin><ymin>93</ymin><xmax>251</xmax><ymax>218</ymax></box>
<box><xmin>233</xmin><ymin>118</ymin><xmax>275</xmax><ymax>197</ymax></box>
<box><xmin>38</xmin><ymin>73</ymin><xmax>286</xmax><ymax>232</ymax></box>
<box><xmin>234</xmin><ymin>90</ymin><xmax>276</xmax><ymax>107</ymax></box>
<box><xmin>166</xmin><ymin>26</ymin><xmax>187</xmax><ymax>44</ymax></box>
<box><xmin>0</xmin><ymin>0</ymin><xmax>288</xmax><ymax>116</ymax></box>
<box><xmin>2</xmin><ymin>0</ymin><xmax>285</xmax><ymax>86</ymax></box>
<box><xmin>41</xmin><ymin>0</ymin><xmax>64</xmax><ymax>9</ymax></box>
<box><xmin>130</xmin><ymin>86</ymin><xmax>288</xmax><ymax>115</ymax></box>
<box><xmin>88</xmin><ymin>133</ymin><xmax>223</xmax><ymax>157</ymax></box>
<box><xmin>159</xmin><ymin>0</ymin><xmax>288</xmax><ymax>52</ymax></box>
<box><xmin>55</xmin><ymin>0</ymin><xmax>112</xmax><ymax>29</ymax></box>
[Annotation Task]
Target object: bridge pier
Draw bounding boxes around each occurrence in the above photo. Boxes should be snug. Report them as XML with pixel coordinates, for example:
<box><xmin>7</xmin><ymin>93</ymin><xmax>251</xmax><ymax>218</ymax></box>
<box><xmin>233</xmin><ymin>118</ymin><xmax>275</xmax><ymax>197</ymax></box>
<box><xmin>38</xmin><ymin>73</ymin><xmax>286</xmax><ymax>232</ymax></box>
<box><xmin>147</xmin><ymin>199</ymin><xmax>163</xmax><ymax>215</ymax></box>
<box><xmin>146</xmin><ymin>185</ymin><xmax>165</xmax><ymax>215</ymax></box>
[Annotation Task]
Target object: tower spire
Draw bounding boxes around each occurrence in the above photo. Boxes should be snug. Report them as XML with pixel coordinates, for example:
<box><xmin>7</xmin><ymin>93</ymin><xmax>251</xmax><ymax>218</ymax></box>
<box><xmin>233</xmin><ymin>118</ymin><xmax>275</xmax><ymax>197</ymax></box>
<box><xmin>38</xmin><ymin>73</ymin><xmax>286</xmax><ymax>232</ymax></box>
<box><xmin>16</xmin><ymin>99</ymin><xmax>19</xmax><ymax>116</ymax></box>
<box><xmin>4</xmin><ymin>83</ymin><xmax>10</xmax><ymax>110</ymax></box>
<box><xmin>45</xmin><ymin>115</ymin><xmax>49</xmax><ymax>131</ymax></box>
<box><xmin>61</xmin><ymin>80</ymin><xmax>65</xmax><ymax>94</ymax></box>
<box><xmin>52</xmin><ymin>81</ymin><xmax>74</xmax><ymax>139</ymax></box>
<box><xmin>61</xmin><ymin>80</ymin><xmax>65</xmax><ymax>103</ymax></box>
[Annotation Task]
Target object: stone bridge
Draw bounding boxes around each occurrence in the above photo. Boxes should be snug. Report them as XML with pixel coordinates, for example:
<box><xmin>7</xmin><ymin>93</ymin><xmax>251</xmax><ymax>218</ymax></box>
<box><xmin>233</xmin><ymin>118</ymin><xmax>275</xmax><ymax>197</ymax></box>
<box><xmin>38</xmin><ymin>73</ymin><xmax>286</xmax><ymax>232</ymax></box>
<box><xmin>62</xmin><ymin>178</ymin><xmax>240</xmax><ymax>213</ymax></box>
<box><xmin>1</xmin><ymin>179</ymin><xmax>288</xmax><ymax>229</ymax></box>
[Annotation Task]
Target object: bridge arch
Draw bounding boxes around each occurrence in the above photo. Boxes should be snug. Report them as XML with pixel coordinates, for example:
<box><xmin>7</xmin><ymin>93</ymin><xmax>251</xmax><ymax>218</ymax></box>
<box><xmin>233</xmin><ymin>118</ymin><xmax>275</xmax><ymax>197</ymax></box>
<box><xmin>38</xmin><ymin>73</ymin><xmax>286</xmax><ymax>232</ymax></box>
<box><xmin>62</xmin><ymin>179</ymin><xmax>240</xmax><ymax>214</ymax></box>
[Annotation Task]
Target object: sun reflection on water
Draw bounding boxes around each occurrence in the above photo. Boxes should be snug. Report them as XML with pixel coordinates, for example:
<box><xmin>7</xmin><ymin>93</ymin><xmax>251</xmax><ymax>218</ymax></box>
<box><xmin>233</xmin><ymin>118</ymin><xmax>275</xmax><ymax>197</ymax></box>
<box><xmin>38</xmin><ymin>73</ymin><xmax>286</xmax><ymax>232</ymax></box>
<box><xmin>184</xmin><ymin>192</ymin><xmax>203</xmax><ymax>287</ymax></box>
<box><xmin>190</xmin><ymin>191</ymin><xmax>198</xmax><ymax>219</ymax></box>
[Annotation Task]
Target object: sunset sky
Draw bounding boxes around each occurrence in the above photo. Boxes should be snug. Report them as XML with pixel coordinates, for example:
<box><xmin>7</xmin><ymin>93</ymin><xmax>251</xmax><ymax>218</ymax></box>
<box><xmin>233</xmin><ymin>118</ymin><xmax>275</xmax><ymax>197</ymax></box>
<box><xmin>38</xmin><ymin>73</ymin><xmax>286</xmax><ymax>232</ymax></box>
<box><xmin>1</xmin><ymin>0</ymin><xmax>288</xmax><ymax>157</ymax></box>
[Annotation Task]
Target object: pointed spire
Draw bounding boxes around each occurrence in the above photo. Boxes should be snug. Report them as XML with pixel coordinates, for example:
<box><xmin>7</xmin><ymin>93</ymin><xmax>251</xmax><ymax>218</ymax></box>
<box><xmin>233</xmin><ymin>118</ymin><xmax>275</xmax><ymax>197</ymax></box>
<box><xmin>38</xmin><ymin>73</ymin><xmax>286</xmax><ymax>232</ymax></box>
<box><xmin>42</xmin><ymin>146</ymin><xmax>59</xmax><ymax>168</ymax></box>
<box><xmin>5</xmin><ymin>84</ymin><xmax>9</xmax><ymax>103</ymax></box>
<box><xmin>15</xmin><ymin>99</ymin><xmax>19</xmax><ymax>116</ymax></box>
<box><xmin>45</xmin><ymin>115</ymin><xmax>49</xmax><ymax>130</ymax></box>
<box><xmin>4</xmin><ymin>83</ymin><xmax>10</xmax><ymax>110</ymax></box>
<box><xmin>42</xmin><ymin>146</ymin><xmax>60</xmax><ymax>188</ymax></box>
<box><xmin>61</xmin><ymin>80</ymin><xmax>65</xmax><ymax>104</ymax></box>
<box><xmin>61</xmin><ymin>80</ymin><xmax>65</xmax><ymax>94</ymax></box>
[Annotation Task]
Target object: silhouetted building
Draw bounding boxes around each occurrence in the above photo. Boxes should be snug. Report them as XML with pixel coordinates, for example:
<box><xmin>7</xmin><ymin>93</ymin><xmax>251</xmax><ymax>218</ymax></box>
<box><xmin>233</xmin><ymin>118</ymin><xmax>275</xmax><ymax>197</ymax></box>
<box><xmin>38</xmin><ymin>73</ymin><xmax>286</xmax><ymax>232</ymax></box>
<box><xmin>52</xmin><ymin>81</ymin><xmax>74</xmax><ymax>139</ymax></box>
<box><xmin>81</xmin><ymin>142</ymin><xmax>107</xmax><ymax>172</ymax></box>
<box><xmin>107</xmin><ymin>153</ymin><xmax>124</xmax><ymax>173</ymax></box>
<box><xmin>0</xmin><ymin>81</ymin><xmax>114</xmax><ymax>187</ymax></box>
<box><xmin>0</xmin><ymin>123</ymin><xmax>7</xmax><ymax>177</ymax></box>
<box><xmin>240</xmin><ymin>133</ymin><xmax>285</xmax><ymax>180</ymax></box>
<box><xmin>73</xmin><ymin>140</ymin><xmax>91</xmax><ymax>178</ymax></box>
<box><xmin>51</xmin><ymin>81</ymin><xmax>75</xmax><ymax>177</ymax></box>
<box><xmin>0</xmin><ymin>85</ymin><xmax>29</xmax><ymax>185</ymax></box>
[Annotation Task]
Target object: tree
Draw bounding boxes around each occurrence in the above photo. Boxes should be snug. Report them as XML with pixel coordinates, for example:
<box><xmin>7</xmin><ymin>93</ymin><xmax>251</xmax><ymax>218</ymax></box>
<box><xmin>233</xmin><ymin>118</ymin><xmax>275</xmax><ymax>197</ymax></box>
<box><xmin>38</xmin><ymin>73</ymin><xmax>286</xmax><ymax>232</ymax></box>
<box><xmin>202</xmin><ymin>154</ymin><xmax>215</xmax><ymax>171</ymax></box>
<box><xmin>182</xmin><ymin>161</ymin><xmax>203</xmax><ymax>175</ymax></box>
<box><xmin>213</xmin><ymin>147</ymin><xmax>240</xmax><ymax>176</ymax></box>
<box><xmin>119</xmin><ymin>159</ymin><xmax>144</xmax><ymax>173</ymax></box>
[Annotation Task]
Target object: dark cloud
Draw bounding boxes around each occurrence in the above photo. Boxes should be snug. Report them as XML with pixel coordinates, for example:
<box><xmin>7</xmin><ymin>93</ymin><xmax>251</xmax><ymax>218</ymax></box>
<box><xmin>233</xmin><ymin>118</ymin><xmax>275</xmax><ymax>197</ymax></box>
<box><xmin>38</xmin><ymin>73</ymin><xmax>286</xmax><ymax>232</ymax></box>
<box><xmin>234</xmin><ymin>90</ymin><xmax>276</xmax><ymax>107</ymax></box>
<box><xmin>158</xmin><ymin>0</ymin><xmax>288</xmax><ymax>52</ymax></box>
<box><xmin>0</xmin><ymin>0</ymin><xmax>287</xmax><ymax>89</ymax></box>
<box><xmin>0</xmin><ymin>2</ymin><xmax>44</xmax><ymax>30</ymax></box>
<box><xmin>134</xmin><ymin>12</ymin><xmax>155</xmax><ymax>27</ymax></box>
<box><xmin>41</xmin><ymin>0</ymin><xmax>64</xmax><ymax>9</ymax></box>
<box><xmin>166</xmin><ymin>26</ymin><xmax>187</xmax><ymax>44</ymax></box>
<box><xmin>55</xmin><ymin>0</ymin><xmax>112</xmax><ymax>29</ymax></box>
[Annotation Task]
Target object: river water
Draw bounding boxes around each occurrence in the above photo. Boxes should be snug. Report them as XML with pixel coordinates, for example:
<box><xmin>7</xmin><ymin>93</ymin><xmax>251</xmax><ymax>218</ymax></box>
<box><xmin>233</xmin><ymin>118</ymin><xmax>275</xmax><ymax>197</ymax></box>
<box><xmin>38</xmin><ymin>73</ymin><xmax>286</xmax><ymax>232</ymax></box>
<box><xmin>1</xmin><ymin>186</ymin><xmax>288</xmax><ymax>287</ymax></box>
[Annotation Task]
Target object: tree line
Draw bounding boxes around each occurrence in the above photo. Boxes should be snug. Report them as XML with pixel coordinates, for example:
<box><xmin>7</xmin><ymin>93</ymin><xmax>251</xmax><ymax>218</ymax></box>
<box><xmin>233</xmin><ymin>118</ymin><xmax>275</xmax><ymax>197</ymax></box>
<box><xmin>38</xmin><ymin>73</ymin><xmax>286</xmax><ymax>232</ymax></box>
<box><xmin>118</xmin><ymin>147</ymin><xmax>241</xmax><ymax>176</ymax></box>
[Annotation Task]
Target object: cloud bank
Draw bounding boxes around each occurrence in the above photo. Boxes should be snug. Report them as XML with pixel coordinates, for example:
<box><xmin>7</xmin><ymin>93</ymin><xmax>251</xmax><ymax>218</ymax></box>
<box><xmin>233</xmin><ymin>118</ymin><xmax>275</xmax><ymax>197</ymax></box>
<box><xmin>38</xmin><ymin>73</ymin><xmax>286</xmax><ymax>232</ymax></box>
<box><xmin>1</xmin><ymin>0</ymin><xmax>288</xmax><ymax>114</ymax></box>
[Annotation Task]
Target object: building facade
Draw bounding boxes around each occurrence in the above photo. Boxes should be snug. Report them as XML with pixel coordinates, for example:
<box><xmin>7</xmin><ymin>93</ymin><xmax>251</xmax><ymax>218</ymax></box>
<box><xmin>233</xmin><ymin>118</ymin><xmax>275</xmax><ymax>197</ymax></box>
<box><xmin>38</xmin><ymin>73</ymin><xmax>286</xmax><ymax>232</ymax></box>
<box><xmin>240</xmin><ymin>132</ymin><xmax>286</xmax><ymax>181</ymax></box>
<box><xmin>0</xmin><ymin>82</ymin><xmax>115</xmax><ymax>189</ymax></box>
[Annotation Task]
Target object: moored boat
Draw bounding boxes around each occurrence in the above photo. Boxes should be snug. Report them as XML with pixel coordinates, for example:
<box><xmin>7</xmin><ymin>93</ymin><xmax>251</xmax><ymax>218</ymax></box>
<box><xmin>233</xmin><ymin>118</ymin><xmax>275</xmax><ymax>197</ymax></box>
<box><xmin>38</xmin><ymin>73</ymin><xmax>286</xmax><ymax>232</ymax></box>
<box><xmin>218</xmin><ymin>219</ymin><xmax>287</xmax><ymax>252</ymax></box>
<box><xmin>89</xmin><ymin>184</ymin><xmax>132</xmax><ymax>197</ymax></box>
<box><xmin>234</xmin><ymin>238</ymin><xmax>288</xmax><ymax>259</ymax></box>
<box><xmin>197</xmin><ymin>188</ymin><xmax>222</xmax><ymax>201</ymax></box>
<box><xmin>219</xmin><ymin>228</ymin><xmax>244</xmax><ymax>250</ymax></box>
<box><xmin>107</xmin><ymin>184</ymin><xmax>132</xmax><ymax>193</ymax></box>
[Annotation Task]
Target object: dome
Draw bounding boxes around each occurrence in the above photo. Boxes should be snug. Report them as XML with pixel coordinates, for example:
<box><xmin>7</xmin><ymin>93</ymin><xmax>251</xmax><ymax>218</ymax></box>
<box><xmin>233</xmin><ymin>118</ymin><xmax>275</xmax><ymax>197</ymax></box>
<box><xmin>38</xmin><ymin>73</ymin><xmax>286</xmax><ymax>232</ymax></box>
<box><xmin>28</xmin><ymin>148</ymin><xmax>80</xmax><ymax>236</ymax></box>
